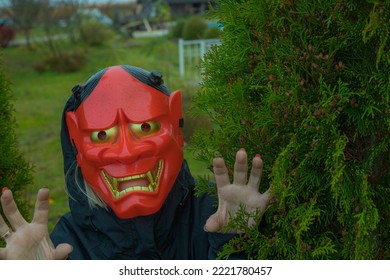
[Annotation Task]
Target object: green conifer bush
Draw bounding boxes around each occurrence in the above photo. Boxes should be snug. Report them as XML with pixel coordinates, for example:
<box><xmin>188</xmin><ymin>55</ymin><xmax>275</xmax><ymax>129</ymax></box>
<box><xmin>0</xmin><ymin>65</ymin><xmax>33</xmax><ymax>246</ymax></box>
<box><xmin>191</xmin><ymin>0</ymin><xmax>389</xmax><ymax>259</ymax></box>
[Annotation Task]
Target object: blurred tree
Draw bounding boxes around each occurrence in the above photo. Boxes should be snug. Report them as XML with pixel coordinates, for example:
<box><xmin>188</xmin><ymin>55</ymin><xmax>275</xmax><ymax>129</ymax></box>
<box><xmin>191</xmin><ymin>0</ymin><xmax>389</xmax><ymax>259</ymax></box>
<box><xmin>53</xmin><ymin>0</ymin><xmax>83</xmax><ymax>45</ymax></box>
<box><xmin>34</xmin><ymin>0</ymin><xmax>87</xmax><ymax>72</ymax></box>
<box><xmin>154</xmin><ymin>0</ymin><xmax>171</xmax><ymax>29</ymax></box>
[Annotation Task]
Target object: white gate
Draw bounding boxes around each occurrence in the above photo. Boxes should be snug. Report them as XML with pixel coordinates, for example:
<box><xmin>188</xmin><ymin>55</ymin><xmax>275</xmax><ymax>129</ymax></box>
<box><xmin>178</xmin><ymin>38</ymin><xmax>221</xmax><ymax>81</ymax></box>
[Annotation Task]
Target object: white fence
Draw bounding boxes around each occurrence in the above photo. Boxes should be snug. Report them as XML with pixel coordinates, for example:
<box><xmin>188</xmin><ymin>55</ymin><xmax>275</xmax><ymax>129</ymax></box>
<box><xmin>178</xmin><ymin>38</ymin><xmax>221</xmax><ymax>81</ymax></box>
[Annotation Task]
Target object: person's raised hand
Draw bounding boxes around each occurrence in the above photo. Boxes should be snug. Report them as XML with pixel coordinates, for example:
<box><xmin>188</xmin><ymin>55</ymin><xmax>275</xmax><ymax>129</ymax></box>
<box><xmin>204</xmin><ymin>149</ymin><xmax>272</xmax><ymax>233</ymax></box>
<box><xmin>0</xmin><ymin>187</ymin><xmax>72</xmax><ymax>259</ymax></box>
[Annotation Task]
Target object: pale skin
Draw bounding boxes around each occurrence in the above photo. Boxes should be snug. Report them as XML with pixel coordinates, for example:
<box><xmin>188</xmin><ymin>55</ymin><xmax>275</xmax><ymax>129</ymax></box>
<box><xmin>204</xmin><ymin>148</ymin><xmax>271</xmax><ymax>232</ymax></box>
<box><xmin>0</xmin><ymin>149</ymin><xmax>271</xmax><ymax>259</ymax></box>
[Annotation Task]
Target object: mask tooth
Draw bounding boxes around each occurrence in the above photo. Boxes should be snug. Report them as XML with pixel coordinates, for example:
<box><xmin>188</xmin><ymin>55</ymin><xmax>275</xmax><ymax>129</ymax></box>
<box><xmin>112</xmin><ymin>177</ymin><xmax>118</xmax><ymax>190</ymax></box>
<box><xmin>146</xmin><ymin>171</ymin><xmax>154</xmax><ymax>184</ymax></box>
<box><xmin>104</xmin><ymin>161</ymin><xmax>163</xmax><ymax>198</ymax></box>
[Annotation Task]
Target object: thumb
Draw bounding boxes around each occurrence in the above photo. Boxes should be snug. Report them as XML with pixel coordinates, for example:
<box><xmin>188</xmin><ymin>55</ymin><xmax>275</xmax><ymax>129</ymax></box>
<box><xmin>204</xmin><ymin>213</ymin><xmax>223</xmax><ymax>233</ymax></box>
<box><xmin>53</xmin><ymin>243</ymin><xmax>73</xmax><ymax>260</ymax></box>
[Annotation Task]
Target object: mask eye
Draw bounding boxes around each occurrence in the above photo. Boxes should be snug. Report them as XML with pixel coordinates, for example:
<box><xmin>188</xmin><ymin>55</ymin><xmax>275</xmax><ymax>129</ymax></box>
<box><xmin>91</xmin><ymin>126</ymin><xmax>118</xmax><ymax>144</ymax></box>
<box><xmin>130</xmin><ymin>121</ymin><xmax>160</xmax><ymax>138</ymax></box>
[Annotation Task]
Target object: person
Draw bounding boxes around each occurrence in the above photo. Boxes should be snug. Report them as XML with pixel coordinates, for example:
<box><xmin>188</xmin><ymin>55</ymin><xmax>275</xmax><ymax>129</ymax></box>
<box><xmin>0</xmin><ymin>65</ymin><xmax>271</xmax><ymax>260</ymax></box>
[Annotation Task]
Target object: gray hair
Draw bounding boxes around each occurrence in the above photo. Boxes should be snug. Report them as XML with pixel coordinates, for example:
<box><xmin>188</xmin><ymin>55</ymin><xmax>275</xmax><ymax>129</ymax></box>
<box><xmin>65</xmin><ymin>160</ymin><xmax>108</xmax><ymax>211</ymax></box>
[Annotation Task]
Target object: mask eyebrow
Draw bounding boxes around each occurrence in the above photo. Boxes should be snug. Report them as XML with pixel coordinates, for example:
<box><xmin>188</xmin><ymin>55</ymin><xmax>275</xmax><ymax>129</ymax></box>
<box><xmin>124</xmin><ymin>111</ymin><xmax>167</xmax><ymax>123</ymax></box>
<box><xmin>76</xmin><ymin>109</ymin><xmax>119</xmax><ymax>131</ymax></box>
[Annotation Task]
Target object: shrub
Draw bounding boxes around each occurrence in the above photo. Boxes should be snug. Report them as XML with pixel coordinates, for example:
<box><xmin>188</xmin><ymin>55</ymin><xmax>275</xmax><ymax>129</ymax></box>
<box><xmin>79</xmin><ymin>19</ymin><xmax>115</xmax><ymax>46</ymax></box>
<box><xmin>0</xmin><ymin>62</ymin><xmax>33</xmax><ymax>247</ymax></box>
<box><xmin>35</xmin><ymin>51</ymin><xmax>87</xmax><ymax>73</ymax></box>
<box><xmin>182</xmin><ymin>17</ymin><xmax>208</xmax><ymax>40</ymax></box>
<box><xmin>191</xmin><ymin>0</ymin><xmax>389</xmax><ymax>259</ymax></box>
<box><xmin>171</xmin><ymin>17</ymin><xmax>221</xmax><ymax>40</ymax></box>
<box><xmin>169</xmin><ymin>19</ymin><xmax>186</xmax><ymax>39</ymax></box>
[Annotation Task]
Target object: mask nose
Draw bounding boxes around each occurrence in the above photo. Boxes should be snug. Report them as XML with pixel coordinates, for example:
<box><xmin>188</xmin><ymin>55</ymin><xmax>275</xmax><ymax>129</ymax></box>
<box><xmin>101</xmin><ymin>126</ymin><xmax>155</xmax><ymax>164</ymax></box>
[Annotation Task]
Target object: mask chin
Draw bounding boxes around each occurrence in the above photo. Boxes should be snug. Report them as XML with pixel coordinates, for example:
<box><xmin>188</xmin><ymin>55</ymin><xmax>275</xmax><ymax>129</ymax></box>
<box><xmin>105</xmin><ymin>151</ymin><xmax>183</xmax><ymax>219</ymax></box>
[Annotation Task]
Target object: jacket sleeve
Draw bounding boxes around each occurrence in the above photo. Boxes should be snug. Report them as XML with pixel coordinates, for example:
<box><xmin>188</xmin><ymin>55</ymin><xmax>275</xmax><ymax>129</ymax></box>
<box><xmin>207</xmin><ymin>232</ymin><xmax>247</xmax><ymax>259</ymax></box>
<box><xmin>50</xmin><ymin>213</ymin><xmax>93</xmax><ymax>259</ymax></box>
<box><xmin>191</xmin><ymin>190</ymin><xmax>247</xmax><ymax>260</ymax></box>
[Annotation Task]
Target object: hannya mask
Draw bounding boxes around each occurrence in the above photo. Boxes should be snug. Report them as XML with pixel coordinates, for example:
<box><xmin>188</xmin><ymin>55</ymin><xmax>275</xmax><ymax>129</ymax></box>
<box><xmin>66</xmin><ymin>66</ymin><xmax>184</xmax><ymax>219</ymax></box>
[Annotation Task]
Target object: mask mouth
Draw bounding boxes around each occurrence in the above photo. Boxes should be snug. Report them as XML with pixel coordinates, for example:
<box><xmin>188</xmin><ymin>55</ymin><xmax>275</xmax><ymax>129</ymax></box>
<box><xmin>101</xmin><ymin>160</ymin><xmax>163</xmax><ymax>199</ymax></box>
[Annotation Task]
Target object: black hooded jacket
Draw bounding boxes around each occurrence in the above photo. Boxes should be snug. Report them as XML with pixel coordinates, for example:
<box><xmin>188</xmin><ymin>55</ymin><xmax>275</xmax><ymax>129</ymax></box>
<box><xmin>50</xmin><ymin>160</ymin><xmax>235</xmax><ymax>259</ymax></box>
<box><xmin>50</xmin><ymin>66</ymin><xmax>237</xmax><ymax>260</ymax></box>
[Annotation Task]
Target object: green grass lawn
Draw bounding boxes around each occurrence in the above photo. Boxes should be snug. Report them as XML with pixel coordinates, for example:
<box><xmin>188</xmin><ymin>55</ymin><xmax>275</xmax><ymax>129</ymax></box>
<box><xmin>2</xmin><ymin>35</ymin><xmax>211</xmax><ymax>231</ymax></box>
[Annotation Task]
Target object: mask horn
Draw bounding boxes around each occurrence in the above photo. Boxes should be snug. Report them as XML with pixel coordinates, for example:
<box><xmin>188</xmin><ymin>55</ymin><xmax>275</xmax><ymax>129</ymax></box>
<box><xmin>72</xmin><ymin>84</ymin><xmax>84</xmax><ymax>109</ymax></box>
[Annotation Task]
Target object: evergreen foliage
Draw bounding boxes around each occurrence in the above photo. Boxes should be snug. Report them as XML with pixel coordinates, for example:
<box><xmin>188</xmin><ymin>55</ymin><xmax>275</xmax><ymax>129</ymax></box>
<box><xmin>191</xmin><ymin>0</ymin><xmax>389</xmax><ymax>259</ymax></box>
<box><xmin>0</xmin><ymin>62</ymin><xmax>34</xmax><ymax>246</ymax></box>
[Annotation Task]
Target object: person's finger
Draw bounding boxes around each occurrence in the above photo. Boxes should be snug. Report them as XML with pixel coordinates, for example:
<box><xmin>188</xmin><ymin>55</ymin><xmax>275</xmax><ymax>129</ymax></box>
<box><xmin>213</xmin><ymin>157</ymin><xmax>230</xmax><ymax>188</ymax></box>
<box><xmin>53</xmin><ymin>243</ymin><xmax>73</xmax><ymax>260</ymax></box>
<box><xmin>233</xmin><ymin>149</ymin><xmax>248</xmax><ymax>186</ymax></box>
<box><xmin>0</xmin><ymin>212</ymin><xmax>10</xmax><ymax>237</ymax></box>
<box><xmin>0</xmin><ymin>248</ymin><xmax>6</xmax><ymax>259</ymax></box>
<box><xmin>32</xmin><ymin>188</ymin><xmax>50</xmax><ymax>225</ymax></box>
<box><xmin>0</xmin><ymin>188</ymin><xmax>12</xmax><ymax>241</ymax></box>
<box><xmin>261</xmin><ymin>186</ymin><xmax>273</xmax><ymax>204</ymax></box>
<box><xmin>0</xmin><ymin>188</ymin><xmax>27</xmax><ymax>230</ymax></box>
<box><xmin>247</xmin><ymin>154</ymin><xmax>263</xmax><ymax>190</ymax></box>
<box><xmin>204</xmin><ymin>213</ymin><xmax>223</xmax><ymax>233</ymax></box>
<box><xmin>253</xmin><ymin>186</ymin><xmax>273</xmax><ymax>212</ymax></box>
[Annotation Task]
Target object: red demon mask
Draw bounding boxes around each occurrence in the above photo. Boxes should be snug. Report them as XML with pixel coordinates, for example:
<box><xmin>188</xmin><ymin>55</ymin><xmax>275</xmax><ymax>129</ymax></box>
<box><xmin>66</xmin><ymin>66</ymin><xmax>184</xmax><ymax>219</ymax></box>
